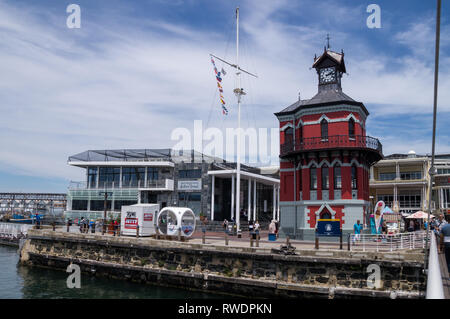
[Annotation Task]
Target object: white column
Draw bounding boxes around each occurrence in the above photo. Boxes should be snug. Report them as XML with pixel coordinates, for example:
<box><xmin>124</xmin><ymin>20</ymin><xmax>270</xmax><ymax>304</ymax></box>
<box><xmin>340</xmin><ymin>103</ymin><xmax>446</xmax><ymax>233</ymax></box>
<box><xmin>273</xmin><ymin>185</ymin><xmax>276</xmax><ymax>221</ymax></box>
<box><xmin>247</xmin><ymin>179</ymin><xmax>251</xmax><ymax>221</ymax></box>
<box><xmin>211</xmin><ymin>176</ymin><xmax>215</xmax><ymax>221</ymax></box>
<box><xmin>144</xmin><ymin>167</ymin><xmax>148</xmax><ymax>188</ymax></box>
<box><xmin>396</xmin><ymin>162</ymin><xmax>400</xmax><ymax>180</ymax></box>
<box><xmin>370</xmin><ymin>166</ymin><xmax>374</xmax><ymax>181</ymax></box>
<box><xmin>277</xmin><ymin>186</ymin><xmax>280</xmax><ymax>221</ymax></box>
<box><xmin>119</xmin><ymin>167</ymin><xmax>123</xmax><ymax>188</ymax></box>
<box><xmin>440</xmin><ymin>188</ymin><xmax>444</xmax><ymax>210</ymax></box>
<box><xmin>96</xmin><ymin>166</ymin><xmax>100</xmax><ymax>188</ymax></box>
<box><xmin>253</xmin><ymin>179</ymin><xmax>257</xmax><ymax>221</ymax></box>
<box><xmin>231</xmin><ymin>175</ymin><xmax>235</xmax><ymax>220</ymax></box>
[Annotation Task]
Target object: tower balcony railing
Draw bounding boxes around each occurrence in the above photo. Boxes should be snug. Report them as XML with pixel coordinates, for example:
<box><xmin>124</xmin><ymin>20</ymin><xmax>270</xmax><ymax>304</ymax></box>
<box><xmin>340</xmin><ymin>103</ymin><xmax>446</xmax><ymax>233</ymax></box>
<box><xmin>280</xmin><ymin>135</ymin><xmax>383</xmax><ymax>157</ymax></box>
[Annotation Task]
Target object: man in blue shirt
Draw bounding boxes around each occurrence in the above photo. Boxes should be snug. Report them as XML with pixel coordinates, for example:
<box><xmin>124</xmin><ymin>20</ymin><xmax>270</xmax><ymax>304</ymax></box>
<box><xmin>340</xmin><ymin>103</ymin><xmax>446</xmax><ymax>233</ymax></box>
<box><xmin>440</xmin><ymin>222</ymin><xmax>450</xmax><ymax>272</ymax></box>
<box><xmin>353</xmin><ymin>220</ymin><xmax>363</xmax><ymax>242</ymax></box>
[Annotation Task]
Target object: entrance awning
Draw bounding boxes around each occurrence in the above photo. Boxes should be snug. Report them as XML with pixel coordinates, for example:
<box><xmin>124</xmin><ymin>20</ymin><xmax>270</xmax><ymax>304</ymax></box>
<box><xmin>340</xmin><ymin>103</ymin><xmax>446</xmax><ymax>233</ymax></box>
<box><xmin>207</xmin><ymin>169</ymin><xmax>279</xmax><ymax>186</ymax></box>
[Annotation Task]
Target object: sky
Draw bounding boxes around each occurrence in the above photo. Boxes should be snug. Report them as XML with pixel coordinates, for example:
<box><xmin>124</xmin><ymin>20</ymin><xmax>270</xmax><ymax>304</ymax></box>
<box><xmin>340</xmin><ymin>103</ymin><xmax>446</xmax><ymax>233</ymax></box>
<box><xmin>0</xmin><ymin>0</ymin><xmax>449</xmax><ymax>193</ymax></box>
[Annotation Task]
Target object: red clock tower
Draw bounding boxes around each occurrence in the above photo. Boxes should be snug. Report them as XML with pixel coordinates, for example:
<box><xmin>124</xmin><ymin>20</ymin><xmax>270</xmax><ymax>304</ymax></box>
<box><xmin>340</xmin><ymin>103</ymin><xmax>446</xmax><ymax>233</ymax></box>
<box><xmin>275</xmin><ymin>47</ymin><xmax>383</xmax><ymax>240</ymax></box>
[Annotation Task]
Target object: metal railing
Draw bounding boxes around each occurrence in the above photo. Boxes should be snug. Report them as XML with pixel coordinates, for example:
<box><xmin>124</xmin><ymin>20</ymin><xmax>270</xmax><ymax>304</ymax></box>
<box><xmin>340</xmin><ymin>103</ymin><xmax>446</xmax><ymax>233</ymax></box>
<box><xmin>0</xmin><ymin>222</ymin><xmax>32</xmax><ymax>240</ymax></box>
<box><xmin>426</xmin><ymin>233</ymin><xmax>445</xmax><ymax>299</ymax></box>
<box><xmin>280</xmin><ymin>135</ymin><xmax>383</xmax><ymax>157</ymax></box>
<box><xmin>349</xmin><ymin>231</ymin><xmax>429</xmax><ymax>252</ymax></box>
<box><xmin>68</xmin><ymin>179</ymin><xmax>173</xmax><ymax>190</ymax></box>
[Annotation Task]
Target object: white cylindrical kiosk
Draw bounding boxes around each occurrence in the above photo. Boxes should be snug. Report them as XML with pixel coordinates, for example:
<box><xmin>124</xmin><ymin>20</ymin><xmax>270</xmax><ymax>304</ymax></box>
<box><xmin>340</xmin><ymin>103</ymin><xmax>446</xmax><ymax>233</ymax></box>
<box><xmin>157</xmin><ymin>207</ymin><xmax>196</xmax><ymax>238</ymax></box>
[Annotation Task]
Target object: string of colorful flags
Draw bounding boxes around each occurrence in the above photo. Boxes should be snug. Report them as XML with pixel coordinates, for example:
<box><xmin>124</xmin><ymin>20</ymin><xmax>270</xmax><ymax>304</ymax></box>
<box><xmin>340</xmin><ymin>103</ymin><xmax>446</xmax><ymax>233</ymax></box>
<box><xmin>210</xmin><ymin>56</ymin><xmax>228</xmax><ymax>115</ymax></box>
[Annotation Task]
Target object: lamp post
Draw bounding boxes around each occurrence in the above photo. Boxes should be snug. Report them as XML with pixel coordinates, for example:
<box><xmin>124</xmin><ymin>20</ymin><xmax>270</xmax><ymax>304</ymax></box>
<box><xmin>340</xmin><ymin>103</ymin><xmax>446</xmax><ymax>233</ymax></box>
<box><xmin>425</xmin><ymin>0</ymin><xmax>441</xmax><ymax>271</ymax></box>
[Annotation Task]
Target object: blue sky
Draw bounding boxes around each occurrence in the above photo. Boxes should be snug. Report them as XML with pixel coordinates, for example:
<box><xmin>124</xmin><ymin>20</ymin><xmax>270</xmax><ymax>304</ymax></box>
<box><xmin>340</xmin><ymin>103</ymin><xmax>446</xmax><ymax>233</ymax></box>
<box><xmin>0</xmin><ymin>0</ymin><xmax>449</xmax><ymax>192</ymax></box>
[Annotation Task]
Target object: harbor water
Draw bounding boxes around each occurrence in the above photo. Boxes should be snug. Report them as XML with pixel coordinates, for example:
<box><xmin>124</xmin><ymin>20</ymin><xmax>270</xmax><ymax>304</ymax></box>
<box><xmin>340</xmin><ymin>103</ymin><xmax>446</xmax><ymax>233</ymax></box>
<box><xmin>0</xmin><ymin>245</ymin><xmax>221</xmax><ymax>299</ymax></box>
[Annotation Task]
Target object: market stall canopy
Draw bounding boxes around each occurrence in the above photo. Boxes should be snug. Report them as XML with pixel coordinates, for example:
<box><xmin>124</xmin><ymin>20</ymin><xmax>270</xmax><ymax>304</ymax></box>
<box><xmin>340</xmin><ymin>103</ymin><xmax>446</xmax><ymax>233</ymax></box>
<box><xmin>383</xmin><ymin>206</ymin><xmax>394</xmax><ymax>214</ymax></box>
<box><xmin>406</xmin><ymin>211</ymin><xmax>435</xmax><ymax>219</ymax></box>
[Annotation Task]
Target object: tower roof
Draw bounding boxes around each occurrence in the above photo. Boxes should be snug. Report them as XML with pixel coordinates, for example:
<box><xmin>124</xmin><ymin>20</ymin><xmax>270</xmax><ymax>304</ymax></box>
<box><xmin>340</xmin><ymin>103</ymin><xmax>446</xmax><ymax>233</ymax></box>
<box><xmin>312</xmin><ymin>49</ymin><xmax>346</xmax><ymax>73</ymax></box>
<box><xmin>274</xmin><ymin>89</ymin><xmax>368</xmax><ymax>116</ymax></box>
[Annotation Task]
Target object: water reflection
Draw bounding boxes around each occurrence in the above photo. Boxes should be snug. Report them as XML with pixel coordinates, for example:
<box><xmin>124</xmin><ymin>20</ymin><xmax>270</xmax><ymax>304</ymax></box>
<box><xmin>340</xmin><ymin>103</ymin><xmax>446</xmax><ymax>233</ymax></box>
<box><xmin>1</xmin><ymin>246</ymin><xmax>220</xmax><ymax>299</ymax></box>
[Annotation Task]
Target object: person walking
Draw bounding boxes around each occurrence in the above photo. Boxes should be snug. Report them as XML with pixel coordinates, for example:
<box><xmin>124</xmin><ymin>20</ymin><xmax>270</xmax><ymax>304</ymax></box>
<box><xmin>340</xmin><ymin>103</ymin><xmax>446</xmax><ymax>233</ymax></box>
<box><xmin>35</xmin><ymin>213</ymin><xmax>41</xmax><ymax>230</ymax></box>
<box><xmin>353</xmin><ymin>220</ymin><xmax>363</xmax><ymax>242</ymax></box>
<box><xmin>254</xmin><ymin>220</ymin><xmax>260</xmax><ymax>241</ymax></box>
<box><xmin>79</xmin><ymin>217</ymin><xmax>84</xmax><ymax>233</ymax></box>
<box><xmin>440</xmin><ymin>223</ymin><xmax>450</xmax><ymax>272</ymax></box>
<box><xmin>269</xmin><ymin>220</ymin><xmax>276</xmax><ymax>234</ymax></box>
<box><xmin>223</xmin><ymin>219</ymin><xmax>228</xmax><ymax>233</ymax></box>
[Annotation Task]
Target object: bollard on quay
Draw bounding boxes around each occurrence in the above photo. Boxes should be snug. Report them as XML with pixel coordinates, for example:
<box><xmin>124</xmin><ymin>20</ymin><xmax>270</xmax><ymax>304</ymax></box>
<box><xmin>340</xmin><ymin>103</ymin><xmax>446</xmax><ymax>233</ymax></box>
<box><xmin>136</xmin><ymin>224</ymin><xmax>139</xmax><ymax>238</ymax></box>
<box><xmin>347</xmin><ymin>233</ymin><xmax>351</xmax><ymax>251</ymax></box>
<box><xmin>66</xmin><ymin>221</ymin><xmax>70</xmax><ymax>232</ymax></box>
<box><xmin>225</xmin><ymin>232</ymin><xmax>229</xmax><ymax>246</ymax></box>
<box><xmin>178</xmin><ymin>227</ymin><xmax>181</xmax><ymax>241</ymax></box>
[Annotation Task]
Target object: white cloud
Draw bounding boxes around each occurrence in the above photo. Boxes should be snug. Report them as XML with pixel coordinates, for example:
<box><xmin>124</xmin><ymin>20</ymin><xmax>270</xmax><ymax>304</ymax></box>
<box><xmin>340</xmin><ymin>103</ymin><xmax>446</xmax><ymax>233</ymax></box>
<box><xmin>0</xmin><ymin>0</ymin><xmax>449</xmax><ymax>188</ymax></box>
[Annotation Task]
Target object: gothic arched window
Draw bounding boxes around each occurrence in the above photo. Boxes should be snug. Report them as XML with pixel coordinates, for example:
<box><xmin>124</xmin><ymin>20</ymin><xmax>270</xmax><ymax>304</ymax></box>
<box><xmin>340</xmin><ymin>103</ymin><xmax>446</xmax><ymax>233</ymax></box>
<box><xmin>285</xmin><ymin>127</ymin><xmax>293</xmax><ymax>145</ymax></box>
<box><xmin>351</xmin><ymin>164</ymin><xmax>358</xmax><ymax>189</ymax></box>
<box><xmin>334</xmin><ymin>164</ymin><xmax>342</xmax><ymax>189</ymax></box>
<box><xmin>310</xmin><ymin>166</ymin><xmax>317</xmax><ymax>190</ymax></box>
<box><xmin>349</xmin><ymin>118</ymin><xmax>355</xmax><ymax>138</ymax></box>
<box><xmin>321</xmin><ymin>118</ymin><xmax>328</xmax><ymax>140</ymax></box>
<box><xmin>321</xmin><ymin>165</ymin><xmax>329</xmax><ymax>190</ymax></box>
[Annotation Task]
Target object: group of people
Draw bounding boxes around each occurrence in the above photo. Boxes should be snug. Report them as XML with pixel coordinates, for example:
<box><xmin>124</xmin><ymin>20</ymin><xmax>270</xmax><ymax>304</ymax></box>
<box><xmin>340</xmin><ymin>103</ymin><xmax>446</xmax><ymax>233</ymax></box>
<box><xmin>77</xmin><ymin>217</ymin><xmax>120</xmax><ymax>235</ymax></box>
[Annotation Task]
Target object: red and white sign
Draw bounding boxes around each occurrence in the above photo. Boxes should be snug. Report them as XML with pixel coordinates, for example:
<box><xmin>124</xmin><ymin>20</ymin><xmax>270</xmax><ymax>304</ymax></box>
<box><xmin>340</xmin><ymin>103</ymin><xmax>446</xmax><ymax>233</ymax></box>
<box><xmin>144</xmin><ymin>213</ymin><xmax>153</xmax><ymax>222</ymax></box>
<box><xmin>125</xmin><ymin>217</ymin><xmax>138</xmax><ymax>229</ymax></box>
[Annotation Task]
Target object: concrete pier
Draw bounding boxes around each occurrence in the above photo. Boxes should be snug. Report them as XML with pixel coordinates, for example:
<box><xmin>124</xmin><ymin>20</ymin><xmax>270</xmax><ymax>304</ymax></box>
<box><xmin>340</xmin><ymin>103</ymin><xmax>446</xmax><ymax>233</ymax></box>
<box><xmin>20</xmin><ymin>229</ymin><xmax>426</xmax><ymax>298</ymax></box>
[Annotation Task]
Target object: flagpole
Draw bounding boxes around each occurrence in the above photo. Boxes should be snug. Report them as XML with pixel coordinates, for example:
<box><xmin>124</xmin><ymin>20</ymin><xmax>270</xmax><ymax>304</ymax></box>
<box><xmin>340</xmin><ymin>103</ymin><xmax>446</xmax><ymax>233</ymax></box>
<box><xmin>235</xmin><ymin>7</ymin><xmax>241</xmax><ymax>233</ymax></box>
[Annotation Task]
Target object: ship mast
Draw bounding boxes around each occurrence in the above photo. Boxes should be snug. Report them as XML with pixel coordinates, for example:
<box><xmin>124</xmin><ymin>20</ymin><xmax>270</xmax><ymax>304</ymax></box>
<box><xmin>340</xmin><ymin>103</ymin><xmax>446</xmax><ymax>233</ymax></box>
<box><xmin>210</xmin><ymin>7</ymin><xmax>257</xmax><ymax>232</ymax></box>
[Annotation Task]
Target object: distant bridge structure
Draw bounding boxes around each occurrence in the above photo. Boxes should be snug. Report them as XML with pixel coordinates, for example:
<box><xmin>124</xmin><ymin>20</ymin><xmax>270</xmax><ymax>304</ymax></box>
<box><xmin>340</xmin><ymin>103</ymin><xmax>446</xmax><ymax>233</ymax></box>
<box><xmin>0</xmin><ymin>193</ymin><xmax>67</xmax><ymax>214</ymax></box>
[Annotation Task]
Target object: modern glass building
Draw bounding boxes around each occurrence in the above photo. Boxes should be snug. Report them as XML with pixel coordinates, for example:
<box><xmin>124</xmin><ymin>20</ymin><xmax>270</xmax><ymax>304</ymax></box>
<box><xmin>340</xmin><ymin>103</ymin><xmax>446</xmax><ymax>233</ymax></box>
<box><xmin>65</xmin><ymin>149</ymin><xmax>280</xmax><ymax>223</ymax></box>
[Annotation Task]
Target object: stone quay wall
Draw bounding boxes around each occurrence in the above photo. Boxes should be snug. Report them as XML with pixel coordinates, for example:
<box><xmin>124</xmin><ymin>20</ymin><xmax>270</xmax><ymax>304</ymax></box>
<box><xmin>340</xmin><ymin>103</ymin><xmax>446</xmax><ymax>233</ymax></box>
<box><xmin>19</xmin><ymin>229</ymin><xmax>426</xmax><ymax>298</ymax></box>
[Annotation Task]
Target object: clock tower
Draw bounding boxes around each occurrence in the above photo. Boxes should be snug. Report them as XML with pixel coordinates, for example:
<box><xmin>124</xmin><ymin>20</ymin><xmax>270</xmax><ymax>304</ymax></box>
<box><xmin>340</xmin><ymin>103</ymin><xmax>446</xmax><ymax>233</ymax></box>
<box><xmin>274</xmin><ymin>46</ymin><xmax>383</xmax><ymax>241</ymax></box>
<box><xmin>313</xmin><ymin>47</ymin><xmax>346</xmax><ymax>92</ymax></box>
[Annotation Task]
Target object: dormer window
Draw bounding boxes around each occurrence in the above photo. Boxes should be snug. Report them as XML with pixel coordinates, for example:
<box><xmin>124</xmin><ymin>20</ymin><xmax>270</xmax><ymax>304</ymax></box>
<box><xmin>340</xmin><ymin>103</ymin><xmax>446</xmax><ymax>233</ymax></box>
<box><xmin>349</xmin><ymin>118</ymin><xmax>355</xmax><ymax>138</ymax></box>
<box><xmin>321</xmin><ymin>119</ymin><xmax>328</xmax><ymax>140</ymax></box>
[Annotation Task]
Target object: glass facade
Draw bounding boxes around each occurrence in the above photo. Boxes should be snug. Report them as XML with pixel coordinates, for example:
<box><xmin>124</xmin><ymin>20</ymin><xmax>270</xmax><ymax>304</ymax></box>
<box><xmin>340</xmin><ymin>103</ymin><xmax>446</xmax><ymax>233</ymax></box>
<box><xmin>437</xmin><ymin>168</ymin><xmax>450</xmax><ymax>174</ymax></box>
<box><xmin>122</xmin><ymin>167</ymin><xmax>145</xmax><ymax>187</ymax></box>
<box><xmin>379</xmin><ymin>172</ymin><xmax>396</xmax><ymax>181</ymax></box>
<box><xmin>72</xmin><ymin>200</ymin><xmax>88</xmax><ymax>210</ymax></box>
<box><xmin>88</xmin><ymin>167</ymin><xmax>97</xmax><ymax>188</ymax></box>
<box><xmin>99</xmin><ymin>167</ymin><xmax>120</xmax><ymax>188</ymax></box>
<box><xmin>147</xmin><ymin>167</ymin><xmax>159</xmax><ymax>181</ymax></box>
<box><xmin>377</xmin><ymin>195</ymin><xmax>394</xmax><ymax>207</ymax></box>
<box><xmin>400</xmin><ymin>171</ymin><xmax>422</xmax><ymax>180</ymax></box>
<box><xmin>179</xmin><ymin>169</ymin><xmax>202</xmax><ymax>179</ymax></box>
<box><xmin>399</xmin><ymin>191</ymin><xmax>421</xmax><ymax>208</ymax></box>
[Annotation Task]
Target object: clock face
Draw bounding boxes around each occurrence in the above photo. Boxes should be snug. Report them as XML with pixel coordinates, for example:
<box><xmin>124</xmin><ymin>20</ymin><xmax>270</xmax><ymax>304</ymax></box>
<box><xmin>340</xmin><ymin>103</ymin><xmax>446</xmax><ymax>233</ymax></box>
<box><xmin>319</xmin><ymin>67</ymin><xmax>336</xmax><ymax>84</ymax></box>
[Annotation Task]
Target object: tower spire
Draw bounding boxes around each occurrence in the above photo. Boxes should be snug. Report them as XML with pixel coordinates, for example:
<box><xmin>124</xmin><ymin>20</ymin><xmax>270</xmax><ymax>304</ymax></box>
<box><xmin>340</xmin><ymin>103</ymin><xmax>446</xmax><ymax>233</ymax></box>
<box><xmin>326</xmin><ymin>33</ymin><xmax>330</xmax><ymax>50</ymax></box>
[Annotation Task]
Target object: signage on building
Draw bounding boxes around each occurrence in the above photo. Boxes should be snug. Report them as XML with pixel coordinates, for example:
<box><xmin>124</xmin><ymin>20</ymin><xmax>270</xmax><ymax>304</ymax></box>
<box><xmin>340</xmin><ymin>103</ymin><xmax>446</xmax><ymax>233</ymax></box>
<box><xmin>143</xmin><ymin>213</ymin><xmax>153</xmax><ymax>222</ymax></box>
<box><xmin>125</xmin><ymin>217</ymin><xmax>138</xmax><ymax>229</ymax></box>
<box><xmin>316</xmin><ymin>219</ymin><xmax>341</xmax><ymax>237</ymax></box>
<box><xmin>178</xmin><ymin>180</ymin><xmax>202</xmax><ymax>191</ymax></box>
<box><xmin>125</xmin><ymin>211</ymin><xmax>138</xmax><ymax>229</ymax></box>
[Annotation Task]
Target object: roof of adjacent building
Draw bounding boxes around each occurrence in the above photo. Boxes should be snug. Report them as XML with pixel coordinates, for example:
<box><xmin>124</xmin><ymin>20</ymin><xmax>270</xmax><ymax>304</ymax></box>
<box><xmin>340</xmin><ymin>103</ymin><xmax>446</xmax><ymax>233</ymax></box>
<box><xmin>67</xmin><ymin>149</ymin><xmax>279</xmax><ymax>177</ymax></box>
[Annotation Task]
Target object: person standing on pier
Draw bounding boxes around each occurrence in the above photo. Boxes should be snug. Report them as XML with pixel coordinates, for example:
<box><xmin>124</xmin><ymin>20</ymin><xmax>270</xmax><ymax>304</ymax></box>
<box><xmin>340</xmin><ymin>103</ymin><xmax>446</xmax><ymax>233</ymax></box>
<box><xmin>353</xmin><ymin>220</ymin><xmax>363</xmax><ymax>242</ymax></box>
<box><xmin>440</xmin><ymin>223</ymin><xmax>450</xmax><ymax>272</ymax></box>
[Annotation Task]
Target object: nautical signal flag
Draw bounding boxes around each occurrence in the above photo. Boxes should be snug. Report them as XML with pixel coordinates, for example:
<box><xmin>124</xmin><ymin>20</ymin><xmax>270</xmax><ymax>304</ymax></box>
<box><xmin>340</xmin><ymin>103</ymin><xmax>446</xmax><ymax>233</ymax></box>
<box><xmin>210</xmin><ymin>57</ymin><xmax>228</xmax><ymax>115</ymax></box>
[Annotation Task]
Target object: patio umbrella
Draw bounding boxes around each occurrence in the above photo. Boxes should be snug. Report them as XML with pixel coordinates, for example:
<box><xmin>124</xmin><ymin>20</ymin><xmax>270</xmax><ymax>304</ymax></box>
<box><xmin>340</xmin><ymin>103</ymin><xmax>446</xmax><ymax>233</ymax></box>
<box><xmin>405</xmin><ymin>211</ymin><xmax>435</xmax><ymax>219</ymax></box>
